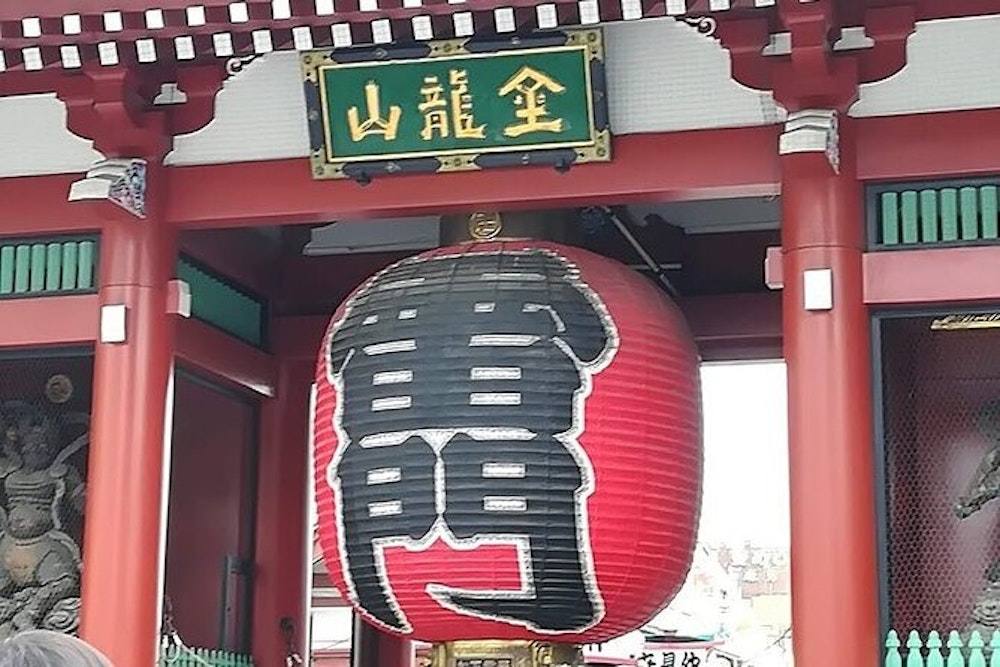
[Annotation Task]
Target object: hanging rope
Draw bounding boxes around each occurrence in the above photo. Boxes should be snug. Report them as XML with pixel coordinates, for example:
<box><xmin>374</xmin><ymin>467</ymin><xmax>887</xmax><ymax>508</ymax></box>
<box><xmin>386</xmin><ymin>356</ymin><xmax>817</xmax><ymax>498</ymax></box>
<box><xmin>280</xmin><ymin>617</ymin><xmax>303</xmax><ymax>667</ymax></box>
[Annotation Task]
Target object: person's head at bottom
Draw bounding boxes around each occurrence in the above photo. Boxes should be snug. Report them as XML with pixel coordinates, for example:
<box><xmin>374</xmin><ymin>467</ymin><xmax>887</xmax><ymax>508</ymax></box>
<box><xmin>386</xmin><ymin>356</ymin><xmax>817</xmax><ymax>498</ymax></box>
<box><xmin>0</xmin><ymin>630</ymin><xmax>112</xmax><ymax>667</ymax></box>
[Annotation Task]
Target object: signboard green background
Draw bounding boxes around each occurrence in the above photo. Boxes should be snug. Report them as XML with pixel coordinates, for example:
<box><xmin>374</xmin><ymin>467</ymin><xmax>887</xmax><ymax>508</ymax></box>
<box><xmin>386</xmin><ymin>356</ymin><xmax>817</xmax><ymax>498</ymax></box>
<box><xmin>319</xmin><ymin>46</ymin><xmax>594</xmax><ymax>161</ymax></box>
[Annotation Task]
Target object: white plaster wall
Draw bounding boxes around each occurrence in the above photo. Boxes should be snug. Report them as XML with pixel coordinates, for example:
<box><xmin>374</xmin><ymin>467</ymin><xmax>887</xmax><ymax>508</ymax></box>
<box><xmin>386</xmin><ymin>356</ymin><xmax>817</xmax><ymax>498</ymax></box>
<box><xmin>0</xmin><ymin>94</ymin><xmax>99</xmax><ymax>178</ymax></box>
<box><xmin>851</xmin><ymin>15</ymin><xmax>1000</xmax><ymax>117</ymax></box>
<box><xmin>167</xmin><ymin>54</ymin><xmax>310</xmax><ymax>166</ymax></box>
<box><xmin>603</xmin><ymin>18</ymin><xmax>783</xmax><ymax>134</ymax></box>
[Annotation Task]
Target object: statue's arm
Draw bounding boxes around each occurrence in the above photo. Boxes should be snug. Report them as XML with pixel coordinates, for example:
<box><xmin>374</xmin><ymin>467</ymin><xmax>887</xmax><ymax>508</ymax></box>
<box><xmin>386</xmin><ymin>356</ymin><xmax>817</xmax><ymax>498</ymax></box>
<box><xmin>957</xmin><ymin>444</ymin><xmax>1000</xmax><ymax>518</ymax></box>
<box><xmin>64</xmin><ymin>467</ymin><xmax>85</xmax><ymax>514</ymax></box>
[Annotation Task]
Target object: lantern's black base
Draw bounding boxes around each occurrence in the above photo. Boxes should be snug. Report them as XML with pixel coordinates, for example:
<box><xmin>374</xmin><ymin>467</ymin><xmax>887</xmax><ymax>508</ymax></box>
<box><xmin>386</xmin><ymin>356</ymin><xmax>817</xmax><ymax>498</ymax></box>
<box><xmin>428</xmin><ymin>640</ymin><xmax>582</xmax><ymax>667</ymax></box>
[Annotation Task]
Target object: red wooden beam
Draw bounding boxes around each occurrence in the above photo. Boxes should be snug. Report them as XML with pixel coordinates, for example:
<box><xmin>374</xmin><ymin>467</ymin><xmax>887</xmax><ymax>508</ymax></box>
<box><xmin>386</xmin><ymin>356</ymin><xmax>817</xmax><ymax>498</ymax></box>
<box><xmin>863</xmin><ymin>245</ymin><xmax>1000</xmax><ymax>306</ymax></box>
<box><xmin>1</xmin><ymin>109</ymin><xmax>999</xmax><ymax>238</ymax></box>
<box><xmin>0</xmin><ymin>294</ymin><xmax>97</xmax><ymax>347</ymax></box>
<box><xmin>158</xmin><ymin>108</ymin><xmax>1000</xmax><ymax>229</ymax></box>
<box><xmin>175</xmin><ymin>316</ymin><xmax>277</xmax><ymax>396</ymax></box>
<box><xmin>856</xmin><ymin>108</ymin><xmax>1000</xmax><ymax>182</ymax></box>
<box><xmin>166</xmin><ymin>128</ymin><xmax>783</xmax><ymax>229</ymax></box>
<box><xmin>0</xmin><ymin>294</ymin><xmax>281</xmax><ymax>396</ymax></box>
<box><xmin>678</xmin><ymin>292</ymin><xmax>783</xmax><ymax>362</ymax></box>
<box><xmin>179</xmin><ymin>229</ymin><xmax>281</xmax><ymax>298</ymax></box>
<box><xmin>0</xmin><ymin>173</ymin><xmax>102</xmax><ymax>236</ymax></box>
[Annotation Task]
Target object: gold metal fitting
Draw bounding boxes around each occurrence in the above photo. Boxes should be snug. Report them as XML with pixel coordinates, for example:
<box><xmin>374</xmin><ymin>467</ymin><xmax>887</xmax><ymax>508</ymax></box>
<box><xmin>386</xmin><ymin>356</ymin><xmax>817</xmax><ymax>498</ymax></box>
<box><xmin>468</xmin><ymin>212</ymin><xmax>504</xmax><ymax>241</ymax></box>
<box><xmin>930</xmin><ymin>312</ymin><xmax>1000</xmax><ymax>331</ymax></box>
<box><xmin>427</xmin><ymin>640</ymin><xmax>582</xmax><ymax>667</ymax></box>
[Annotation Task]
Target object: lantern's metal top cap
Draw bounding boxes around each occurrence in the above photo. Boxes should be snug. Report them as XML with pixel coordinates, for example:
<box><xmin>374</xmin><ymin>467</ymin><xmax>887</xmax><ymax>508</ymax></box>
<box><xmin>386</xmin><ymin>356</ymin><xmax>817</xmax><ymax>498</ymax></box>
<box><xmin>444</xmin><ymin>209</ymin><xmax>573</xmax><ymax>245</ymax></box>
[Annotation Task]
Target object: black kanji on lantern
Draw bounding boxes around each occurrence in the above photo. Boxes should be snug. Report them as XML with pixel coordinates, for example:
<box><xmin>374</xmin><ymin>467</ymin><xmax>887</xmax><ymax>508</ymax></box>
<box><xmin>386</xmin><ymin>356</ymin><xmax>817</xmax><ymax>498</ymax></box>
<box><xmin>326</xmin><ymin>248</ymin><xmax>617</xmax><ymax>634</ymax></box>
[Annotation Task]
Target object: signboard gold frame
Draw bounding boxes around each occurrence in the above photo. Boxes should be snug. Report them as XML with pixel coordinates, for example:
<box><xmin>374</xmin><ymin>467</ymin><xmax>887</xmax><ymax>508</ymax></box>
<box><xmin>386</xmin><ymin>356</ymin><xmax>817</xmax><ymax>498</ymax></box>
<box><xmin>300</xmin><ymin>30</ymin><xmax>610</xmax><ymax>181</ymax></box>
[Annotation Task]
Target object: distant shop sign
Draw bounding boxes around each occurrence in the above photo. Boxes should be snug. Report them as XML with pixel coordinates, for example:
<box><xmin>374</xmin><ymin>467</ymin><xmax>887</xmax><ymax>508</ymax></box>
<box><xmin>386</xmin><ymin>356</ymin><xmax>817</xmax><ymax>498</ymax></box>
<box><xmin>637</xmin><ymin>640</ymin><xmax>733</xmax><ymax>667</ymax></box>
<box><xmin>301</xmin><ymin>30</ymin><xmax>610</xmax><ymax>180</ymax></box>
<box><xmin>638</xmin><ymin>647</ymin><xmax>710</xmax><ymax>667</ymax></box>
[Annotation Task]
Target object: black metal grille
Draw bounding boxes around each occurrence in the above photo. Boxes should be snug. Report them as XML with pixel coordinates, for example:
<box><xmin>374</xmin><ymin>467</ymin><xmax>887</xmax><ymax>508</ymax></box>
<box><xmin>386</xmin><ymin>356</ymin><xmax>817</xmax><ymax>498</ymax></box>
<box><xmin>0</xmin><ymin>351</ymin><xmax>92</xmax><ymax>639</ymax></box>
<box><xmin>878</xmin><ymin>314</ymin><xmax>1000</xmax><ymax>637</ymax></box>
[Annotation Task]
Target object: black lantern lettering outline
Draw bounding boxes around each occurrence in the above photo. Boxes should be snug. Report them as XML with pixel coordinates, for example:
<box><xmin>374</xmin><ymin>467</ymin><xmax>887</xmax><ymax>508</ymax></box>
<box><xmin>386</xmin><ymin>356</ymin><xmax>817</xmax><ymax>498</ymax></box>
<box><xmin>322</xmin><ymin>248</ymin><xmax>619</xmax><ymax>635</ymax></box>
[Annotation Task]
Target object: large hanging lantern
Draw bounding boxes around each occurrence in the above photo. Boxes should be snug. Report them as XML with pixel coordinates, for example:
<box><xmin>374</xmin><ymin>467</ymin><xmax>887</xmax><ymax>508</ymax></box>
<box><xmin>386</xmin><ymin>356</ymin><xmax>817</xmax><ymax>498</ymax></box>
<box><xmin>313</xmin><ymin>227</ymin><xmax>702</xmax><ymax>666</ymax></box>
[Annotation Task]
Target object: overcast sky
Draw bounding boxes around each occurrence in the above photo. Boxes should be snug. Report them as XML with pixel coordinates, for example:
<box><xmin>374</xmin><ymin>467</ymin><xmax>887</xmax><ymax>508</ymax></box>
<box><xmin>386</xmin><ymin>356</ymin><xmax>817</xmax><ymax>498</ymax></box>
<box><xmin>698</xmin><ymin>361</ymin><xmax>789</xmax><ymax>548</ymax></box>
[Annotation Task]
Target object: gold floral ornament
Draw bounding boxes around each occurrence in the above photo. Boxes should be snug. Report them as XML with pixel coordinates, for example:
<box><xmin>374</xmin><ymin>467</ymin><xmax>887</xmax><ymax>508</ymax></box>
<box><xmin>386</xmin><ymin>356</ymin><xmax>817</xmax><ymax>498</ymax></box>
<box><xmin>468</xmin><ymin>212</ymin><xmax>504</xmax><ymax>241</ymax></box>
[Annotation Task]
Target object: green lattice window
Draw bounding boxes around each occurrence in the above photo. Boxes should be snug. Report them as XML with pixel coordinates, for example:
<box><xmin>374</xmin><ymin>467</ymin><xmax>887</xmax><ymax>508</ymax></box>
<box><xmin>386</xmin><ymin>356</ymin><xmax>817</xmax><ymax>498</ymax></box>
<box><xmin>869</xmin><ymin>179</ymin><xmax>1000</xmax><ymax>248</ymax></box>
<box><xmin>176</xmin><ymin>257</ymin><xmax>267</xmax><ymax>349</ymax></box>
<box><xmin>0</xmin><ymin>237</ymin><xmax>97</xmax><ymax>298</ymax></box>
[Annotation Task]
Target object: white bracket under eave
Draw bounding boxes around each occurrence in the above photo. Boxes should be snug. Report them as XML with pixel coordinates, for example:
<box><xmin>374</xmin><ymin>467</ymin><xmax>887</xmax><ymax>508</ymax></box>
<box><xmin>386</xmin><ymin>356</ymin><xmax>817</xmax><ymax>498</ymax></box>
<box><xmin>68</xmin><ymin>158</ymin><xmax>147</xmax><ymax>219</ymax></box>
<box><xmin>167</xmin><ymin>279</ymin><xmax>192</xmax><ymax>318</ymax></box>
<box><xmin>779</xmin><ymin>109</ymin><xmax>840</xmax><ymax>174</ymax></box>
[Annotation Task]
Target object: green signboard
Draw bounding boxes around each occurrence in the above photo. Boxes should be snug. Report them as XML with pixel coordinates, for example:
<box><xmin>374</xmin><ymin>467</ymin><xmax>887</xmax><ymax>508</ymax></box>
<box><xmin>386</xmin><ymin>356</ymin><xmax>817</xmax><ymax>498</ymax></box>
<box><xmin>301</xmin><ymin>30</ymin><xmax>609</xmax><ymax>180</ymax></box>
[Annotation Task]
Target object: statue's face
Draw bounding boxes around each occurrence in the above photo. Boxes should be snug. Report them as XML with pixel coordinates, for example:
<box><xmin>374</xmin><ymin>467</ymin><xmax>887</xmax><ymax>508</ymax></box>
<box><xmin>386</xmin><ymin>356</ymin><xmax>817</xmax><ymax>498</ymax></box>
<box><xmin>14</xmin><ymin>413</ymin><xmax>56</xmax><ymax>470</ymax></box>
<box><xmin>21</xmin><ymin>441</ymin><xmax>49</xmax><ymax>471</ymax></box>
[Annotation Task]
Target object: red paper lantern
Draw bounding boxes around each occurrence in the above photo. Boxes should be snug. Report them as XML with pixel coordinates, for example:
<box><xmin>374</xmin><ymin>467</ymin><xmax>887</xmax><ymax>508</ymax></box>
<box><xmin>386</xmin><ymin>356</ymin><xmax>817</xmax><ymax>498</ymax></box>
<box><xmin>313</xmin><ymin>240</ymin><xmax>702</xmax><ymax>644</ymax></box>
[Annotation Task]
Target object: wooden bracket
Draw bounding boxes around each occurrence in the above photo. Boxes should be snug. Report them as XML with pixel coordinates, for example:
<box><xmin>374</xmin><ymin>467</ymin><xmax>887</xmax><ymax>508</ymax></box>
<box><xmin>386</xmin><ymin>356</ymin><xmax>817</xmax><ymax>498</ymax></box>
<box><xmin>717</xmin><ymin>0</ymin><xmax>916</xmax><ymax>112</ymax></box>
<box><xmin>56</xmin><ymin>62</ymin><xmax>225</xmax><ymax>161</ymax></box>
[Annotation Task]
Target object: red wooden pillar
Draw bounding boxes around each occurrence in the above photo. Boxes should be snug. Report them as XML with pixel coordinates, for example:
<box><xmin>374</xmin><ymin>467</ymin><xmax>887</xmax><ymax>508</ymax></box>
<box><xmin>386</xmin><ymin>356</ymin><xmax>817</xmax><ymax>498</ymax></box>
<box><xmin>253</xmin><ymin>359</ymin><xmax>312</xmax><ymax>666</ymax></box>
<box><xmin>80</xmin><ymin>163</ymin><xmax>178</xmax><ymax>667</ymax></box>
<box><xmin>353</xmin><ymin>620</ymin><xmax>412</xmax><ymax>667</ymax></box>
<box><xmin>376</xmin><ymin>631</ymin><xmax>414</xmax><ymax>667</ymax></box>
<box><xmin>351</xmin><ymin>616</ymin><xmax>414</xmax><ymax>667</ymax></box>
<box><xmin>780</xmin><ymin>116</ymin><xmax>879</xmax><ymax>667</ymax></box>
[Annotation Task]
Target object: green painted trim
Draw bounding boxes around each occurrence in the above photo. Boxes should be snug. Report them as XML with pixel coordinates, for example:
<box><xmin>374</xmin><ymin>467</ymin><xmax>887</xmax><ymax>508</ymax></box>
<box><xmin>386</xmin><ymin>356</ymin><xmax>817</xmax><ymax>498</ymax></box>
<box><xmin>886</xmin><ymin>630</ymin><xmax>1000</xmax><ymax>667</ymax></box>
<box><xmin>0</xmin><ymin>236</ymin><xmax>98</xmax><ymax>299</ymax></box>
<box><xmin>869</xmin><ymin>178</ymin><xmax>1000</xmax><ymax>248</ymax></box>
<box><xmin>0</xmin><ymin>237</ymin><xmax>269</xmax><ymax>350</ymax></box>
<box><xmin>176</xmin><ymin>257</ymin><xmax>267</xmax><ymax>349</ymax></box>
<box><xmin>158</xmin><ymin>646</ymin><xmax>254</xmax><ymax>667</ymax></box>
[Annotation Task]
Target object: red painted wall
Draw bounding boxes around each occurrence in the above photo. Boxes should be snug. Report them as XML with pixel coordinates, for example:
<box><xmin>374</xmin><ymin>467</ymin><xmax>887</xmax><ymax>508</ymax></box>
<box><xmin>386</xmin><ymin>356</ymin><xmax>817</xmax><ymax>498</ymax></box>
<box><xmin>882</xmin><ymin>316</ymin><xmax>1000</xmax><ymax>632</ymax></box>
<box><xmin>165</xmin><ymin>372</ymin><xmax>257</xmax><ymax>651</ymax></box>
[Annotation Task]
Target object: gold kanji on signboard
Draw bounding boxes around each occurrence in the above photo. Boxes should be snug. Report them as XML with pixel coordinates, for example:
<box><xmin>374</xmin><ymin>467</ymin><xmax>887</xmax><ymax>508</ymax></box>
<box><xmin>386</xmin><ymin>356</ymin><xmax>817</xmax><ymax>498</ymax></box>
<box><xmin>449</xmin><ymin>69</ymin><xmax>486</xmax><ymax>139</ymax></box>
<box><xmin>302</xmin><ymin>28</ymin><xmax>610</xmax><ymax>179</ymax></box>
<box><xmin>498</xmin><ymin>66</ymin><xmax>566</xmax><ymax>138</ymax></box>
<box><xmin>419</xmin><ymin>69</ymin><xmax>486</xmax><ymax>141</ymax></box>
<box><xmin>347</xmin><ymin>81</ymin><xmax>402</xmax><ymax>142</ymax></box>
